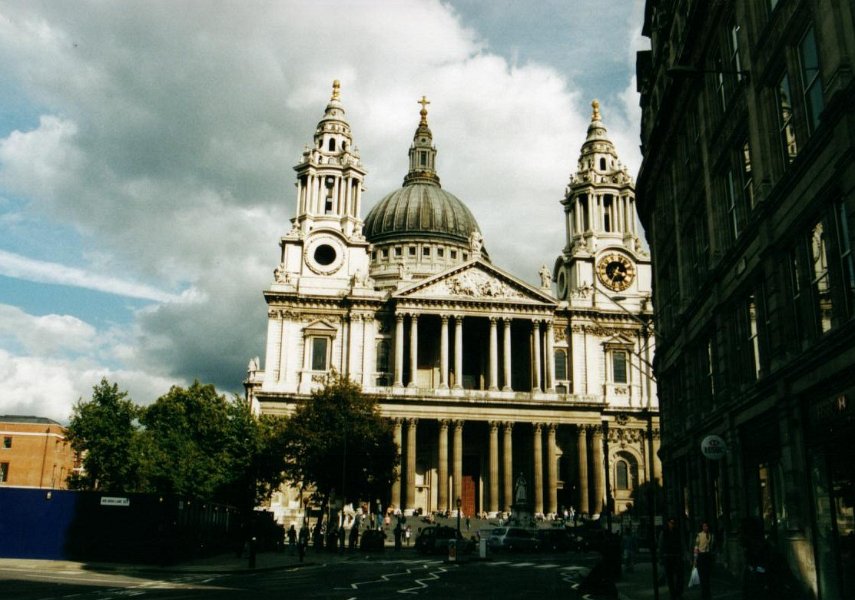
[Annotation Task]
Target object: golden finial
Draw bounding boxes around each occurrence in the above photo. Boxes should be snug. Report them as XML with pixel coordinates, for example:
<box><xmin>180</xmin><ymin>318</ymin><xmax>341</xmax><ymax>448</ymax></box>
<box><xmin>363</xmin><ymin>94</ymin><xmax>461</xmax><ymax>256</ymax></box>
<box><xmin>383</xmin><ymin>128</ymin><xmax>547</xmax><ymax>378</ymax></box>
<box><xmin>331</xmin><ymin>80</ymin><xmax>341</xmax><ymax>101</ymax></box>
<box><xmin>418</xmin><ymin>95</ymin><xmax>430</xmax><ymax>125</ymax></box>
<box><xmin>591</xmin><ymin>99</ymin><xmax>601</xmax><ymax>121</ymax></box>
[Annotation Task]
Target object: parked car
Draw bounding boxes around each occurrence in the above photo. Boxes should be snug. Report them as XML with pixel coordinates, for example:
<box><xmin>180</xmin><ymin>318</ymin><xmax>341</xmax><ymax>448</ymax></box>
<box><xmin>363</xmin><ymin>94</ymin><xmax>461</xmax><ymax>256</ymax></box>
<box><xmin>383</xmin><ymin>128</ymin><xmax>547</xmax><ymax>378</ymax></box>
<box><xmin>535</xmin><ymin>528</ymin><xmax>573</xmax><ymax>552</ymax></box>
<box><xmin>415</xmin><ymin>525</ymin><xmax>457</xmax><ymax>554</ymax></box>
<box><xmin>486</xmin><ymin>527</ymin><xmax>539</xmax><ymax>552</ymax></box>
<box><xmin>360</xmin><ymin>529</ymin><xmax>386</xmax><ymax>552</ymax></box>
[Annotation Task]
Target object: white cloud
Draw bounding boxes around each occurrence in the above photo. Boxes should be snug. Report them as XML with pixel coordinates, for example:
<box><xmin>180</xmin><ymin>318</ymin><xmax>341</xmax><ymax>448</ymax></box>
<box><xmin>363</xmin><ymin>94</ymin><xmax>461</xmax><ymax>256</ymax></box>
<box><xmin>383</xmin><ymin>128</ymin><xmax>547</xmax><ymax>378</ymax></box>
<box><xmin>0</xmin><ymin>348</ymin><xmax>181</xmax><ymax>423</ymax></box>
<box><xmin>0</xmin><ymin>304</ymin><xmax>96</xmax><ymax>356</ymax></box>
<box><xmin>0</xmin><ymin>250</ymin><xmax>190</xmax><ymax>302</ymax></box>
<box><xmin>0</xmin><ymin>0</ymin><xmax>647</xmax><ymax>419</ymax></box>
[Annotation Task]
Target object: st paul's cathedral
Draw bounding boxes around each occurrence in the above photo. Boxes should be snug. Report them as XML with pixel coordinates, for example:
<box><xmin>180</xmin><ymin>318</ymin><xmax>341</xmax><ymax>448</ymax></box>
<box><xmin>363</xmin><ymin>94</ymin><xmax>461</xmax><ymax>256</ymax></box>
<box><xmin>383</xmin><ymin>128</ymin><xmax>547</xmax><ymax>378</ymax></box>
<box><xmin>245</xmin><ymin>81</ymin><xmax>660</xmax><ymax>523</ymax></box>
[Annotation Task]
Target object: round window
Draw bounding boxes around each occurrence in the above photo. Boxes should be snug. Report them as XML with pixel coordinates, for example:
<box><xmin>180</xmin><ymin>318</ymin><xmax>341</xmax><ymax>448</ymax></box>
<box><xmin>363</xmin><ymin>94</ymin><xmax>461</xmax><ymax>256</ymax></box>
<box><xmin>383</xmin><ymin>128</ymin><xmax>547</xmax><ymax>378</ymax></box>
<box><xmin>314</xmin><ymin>244</ymin><xmax>337</xmax><ymax>266</ymax></box>
<box><xmin>557</xmin><ymin>270</ymin><xmax>567</xmax><ymax>298</ymax></box>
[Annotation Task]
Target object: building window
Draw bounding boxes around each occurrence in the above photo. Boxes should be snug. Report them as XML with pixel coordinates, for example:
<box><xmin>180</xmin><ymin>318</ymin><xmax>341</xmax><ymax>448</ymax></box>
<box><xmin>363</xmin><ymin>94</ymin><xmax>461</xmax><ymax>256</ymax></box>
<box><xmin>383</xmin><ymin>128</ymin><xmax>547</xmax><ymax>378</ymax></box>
<box><xmin>2</xmin><ymin>437</ymin><xmax>10</xmax><ymax>449</ymax></box>
<box><xmin>836</xmin><ymin>203</ymin><xmax>855</xmax><ymax>317</ymax></box>
<box><xmin>437</xmin><ymin>248</ymin><xmax>444</xmax><ymax>258</ymax></box>
<box><xmin>603</xmin><ymin>195</ymin><xmax>613</xmax><ymax>232</ymax></box>
<box><xmin>420</xmin><ymin>151</ymin><xmax>427</xmax><ymax>167</ymax></box>
<box><xmin>778</xmin><ymin>73</ymin><xmax>798</xmax><ymax>164</ymax></box>
<box><xmin>742</xmin><ymin>140</ymin><xmax>754</xmax><ymax>213</ymax></box>
<box><xmin>394</xmin><ymin>247</ymin><xmax>402</xmax><ymax>257</ymax></box>
<box><xmin>746</xmin><ymin>294</ymin><xmax>761</xmax><ymax>380</ymax></box>
<box><xmin>798</xmin><ymin>27</ymin><xmax>823</xmax><ymax>134</ymax></box>
<box><xmin>422</xmin><ymin>247</ymin><xmax>430</xmax><ymax>257</ymax></box>
<box><xmin>616</xmin><ymin>460</ymin><xmax>629</xmax><ymax>490</ymax></box>
<box><xmin>450</xmin><ymin>250</ymin><xmax>457</xmax><ymax>259</ymax></box>
<box><xmin>375</xmin><ymin>340</ymin><xmax>390</xmax><ymax>386</ymax></box>
<box><xmin>409</xmin><ymin>246</ymin><xmax>416</xmax><ymax>257</ymax></box>
<box><xmin>554</xmin><ymin>349</ymin><xmax>567</xmax><ymax>381</ymax></box>
<box><xmin>382</xmin><ymin>248</ymin><xmax>389</xmax><ymax>259</ymax></box>
<box><xmin>328</xmin><ymin>138</ymin><xmax>336</xmax><ymax>152</ymax></box>
<box><xmin>612</xmin><ymin>350</ymin><xmax>628</xmax><ymax>384</ymax></box>
<box><xmin>809</xmin><ymin>220</ymin><xmax>833</xmax><ymax>334</ymax></box>
<box><xmin>0</xmin><ymin>462</ymin><xmax>8</xmax><ymax>483</ymax></box>
<box><xmin>599</xmin><ymin>158</ymin><xmax>606</xmax><ymax>171</ymax></box>
<box><xmin>310</xmin><ymin>337</ymin><xmax>329</xmax><ymax>371</ymax></box>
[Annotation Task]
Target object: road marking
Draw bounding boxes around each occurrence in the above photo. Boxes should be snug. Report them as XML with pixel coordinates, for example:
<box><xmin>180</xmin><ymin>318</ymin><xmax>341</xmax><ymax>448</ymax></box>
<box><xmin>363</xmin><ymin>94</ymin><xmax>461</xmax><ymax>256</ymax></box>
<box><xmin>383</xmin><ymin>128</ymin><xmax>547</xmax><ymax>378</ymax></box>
<box><xmin>397</xmin><ymin>565</ymin><xmax>449</xmax><ymax>595</ymax></box>
<box><xmin>510</xmin><ymin>562</ymin><xmax>535</xmax><ymax>567</ymax></box>
<box><xmin>535</xmin><ymin>563</ymin><xmax>560</xmax><ymax>569</ymax></box>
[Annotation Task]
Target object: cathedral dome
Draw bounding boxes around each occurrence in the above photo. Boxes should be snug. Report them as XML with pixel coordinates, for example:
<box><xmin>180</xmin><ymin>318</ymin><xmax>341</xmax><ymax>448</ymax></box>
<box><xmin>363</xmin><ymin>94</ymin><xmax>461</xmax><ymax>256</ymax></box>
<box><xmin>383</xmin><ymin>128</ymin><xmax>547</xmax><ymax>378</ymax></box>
<box><xmin>363</xmin><ymin>182</ymin><xmax>483</xmax><ymax>245</ymax></box>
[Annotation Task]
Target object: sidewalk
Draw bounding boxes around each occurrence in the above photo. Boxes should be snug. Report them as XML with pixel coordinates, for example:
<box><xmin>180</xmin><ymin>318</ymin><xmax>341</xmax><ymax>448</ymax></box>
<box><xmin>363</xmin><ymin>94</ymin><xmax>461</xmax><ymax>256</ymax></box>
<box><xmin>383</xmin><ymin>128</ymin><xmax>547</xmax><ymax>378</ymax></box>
<box><xmin>615</xmin><ymin>551</ymin><xmax>742</xmax><ymax>600</ymax></box>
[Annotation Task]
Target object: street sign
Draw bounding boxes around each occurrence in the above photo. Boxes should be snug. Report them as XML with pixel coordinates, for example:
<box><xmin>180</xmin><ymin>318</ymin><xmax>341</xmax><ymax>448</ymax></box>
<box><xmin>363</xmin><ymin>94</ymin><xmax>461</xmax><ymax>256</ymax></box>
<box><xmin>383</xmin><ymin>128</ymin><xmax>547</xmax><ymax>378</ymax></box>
<box><xmin>100</xmin><ymin>496</ymin><xmax>130</xmax><ymax>507</ymax></box>
<box><xmin>700</xmin><ymin>435</ymin><xmax>727</xmax><ymax>460</ymax></box>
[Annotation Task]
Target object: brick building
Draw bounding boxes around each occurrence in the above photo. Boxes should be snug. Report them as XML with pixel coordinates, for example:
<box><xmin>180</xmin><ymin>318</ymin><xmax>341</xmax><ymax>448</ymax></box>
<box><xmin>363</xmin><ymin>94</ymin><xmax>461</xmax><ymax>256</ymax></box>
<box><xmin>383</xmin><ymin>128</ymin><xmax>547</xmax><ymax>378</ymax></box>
<box><xmin>0</xmin><ymin>416</ymin><xmax>78</xmax><ymax>489</ymax></box>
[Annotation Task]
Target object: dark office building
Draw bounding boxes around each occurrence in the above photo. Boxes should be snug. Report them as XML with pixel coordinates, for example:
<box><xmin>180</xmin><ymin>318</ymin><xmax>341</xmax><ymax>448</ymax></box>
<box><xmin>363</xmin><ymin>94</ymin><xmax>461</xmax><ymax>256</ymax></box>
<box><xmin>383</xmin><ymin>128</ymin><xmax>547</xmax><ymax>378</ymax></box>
<box><xmin>636</xmin><ymin>1</ymin><xmax>854</xmax><ymax>597</ymax></box>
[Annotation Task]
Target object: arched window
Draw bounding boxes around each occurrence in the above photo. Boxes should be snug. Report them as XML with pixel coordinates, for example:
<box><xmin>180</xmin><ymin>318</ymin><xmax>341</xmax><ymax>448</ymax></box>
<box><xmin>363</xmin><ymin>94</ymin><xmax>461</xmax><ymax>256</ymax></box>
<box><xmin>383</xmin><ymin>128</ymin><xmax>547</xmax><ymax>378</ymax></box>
<box><xmin>616</xmin><ymin>460</ymin><xmax>629</xmax><ymax>490</ymax></box>
<box><xmin>376</xmin><ymin>341</ymin><xmax>390</xmax><ymax>373</ymax></box>
<box><xmin>554</xmin><ymin>349</ymin><xmax>567</xmax><ymax>380</ymax></box>
<box><xmin>615</xmin><ymin>451</ymin><xmax>638</xmax><ymax>491</ymax></box>
<box><xmin>328</xmin><ymin>138</ymin><xmax>336</xmax><ymax>152</ymax></box>
<box><xmin>603</xmin><ymin>195</ymin><xmax>614</xmax><ymax>232</ymax></box>
<box><xmin>600</xmin><ymin>157</ymin><xmax>607</xmax><ymax>171</ymax></box>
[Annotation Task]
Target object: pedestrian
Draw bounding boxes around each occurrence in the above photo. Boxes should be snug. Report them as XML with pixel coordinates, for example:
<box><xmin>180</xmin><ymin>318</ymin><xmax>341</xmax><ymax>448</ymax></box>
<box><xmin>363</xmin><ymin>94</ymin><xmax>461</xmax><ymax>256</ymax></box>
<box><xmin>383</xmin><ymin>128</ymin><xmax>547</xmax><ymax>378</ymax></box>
<box><xmin>287</xmin><ymin>524</ymin><xmax>297</xmax><ymax>555</ymax></box>
<box><xmin>405</xmin><ymin>525</ymin><xmax>412</xmax><ymax>546</ymax></box>
<box><xmin>465</xmin><ymin>515</ymin><xmax>470</xmax><ymax>531</ymax></box>
<box><xmin>622</xmin><ymin>525</ymin><xmax>638</xmax><ymax>573</ymax></box>
<box><xmin>693</xmin><ymin>521</ymin><xmax>714</xmax><ymax>600</ymax></box>
<box><xmin>658</xmin><ymin>517</ymin><xmax>685</xmax><ymax>599</ymax></box>
<box><xmin>394</xmin><ymin>520</ymin><xmax>403</xmax><ymax>551</ymax></box>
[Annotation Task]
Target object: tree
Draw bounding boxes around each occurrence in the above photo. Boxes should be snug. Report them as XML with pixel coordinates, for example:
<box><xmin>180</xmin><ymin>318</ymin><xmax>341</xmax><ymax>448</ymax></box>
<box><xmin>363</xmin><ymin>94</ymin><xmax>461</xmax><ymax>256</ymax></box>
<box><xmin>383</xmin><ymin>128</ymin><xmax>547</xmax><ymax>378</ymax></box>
<box><xmin>137</xmin><ymin>381</ymin><xmax>290</xmax><ymax>513</ymax></box>
<box><xmin>282</xmin><ymin>372</ymin><xmax>398</xmax><ymax>514</ymax></box>
<box><xmin>66</xmin><ymin>378</ymin><xmax>142</xmax><ymax>492</ymax></box>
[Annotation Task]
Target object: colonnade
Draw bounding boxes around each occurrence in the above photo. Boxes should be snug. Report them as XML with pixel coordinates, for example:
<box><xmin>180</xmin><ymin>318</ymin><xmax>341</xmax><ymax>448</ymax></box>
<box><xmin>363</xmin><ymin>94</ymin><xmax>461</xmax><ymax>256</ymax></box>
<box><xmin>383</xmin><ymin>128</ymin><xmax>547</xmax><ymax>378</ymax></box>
<box><xmin>392</xmin><ymin>314</ymin><xmax>556</xmax><ymax>392</ymax></box>
<box><xmin>389</xmin><ymin>418</ymin><xmax>637</xmax><ymax>518</ymax></box>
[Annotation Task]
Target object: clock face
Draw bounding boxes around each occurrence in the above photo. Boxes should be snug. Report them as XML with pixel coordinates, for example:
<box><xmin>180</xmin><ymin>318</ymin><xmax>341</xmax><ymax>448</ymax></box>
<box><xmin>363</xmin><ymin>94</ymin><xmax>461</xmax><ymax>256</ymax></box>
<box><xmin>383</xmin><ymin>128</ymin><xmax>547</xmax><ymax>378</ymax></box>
<box><xmin>597</xmin><ymin>253</ymin><xmax>635</xmax><ymax>291</ymax></box>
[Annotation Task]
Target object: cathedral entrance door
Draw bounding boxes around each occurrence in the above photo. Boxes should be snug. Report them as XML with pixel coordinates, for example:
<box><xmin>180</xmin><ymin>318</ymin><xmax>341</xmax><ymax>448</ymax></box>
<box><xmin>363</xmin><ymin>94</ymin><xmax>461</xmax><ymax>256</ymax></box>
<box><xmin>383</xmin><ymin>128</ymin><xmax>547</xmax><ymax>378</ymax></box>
<box><xmin>462</xmin><ymin>456</ymin><xmax>480</xmax><ymax>517</ymax></box>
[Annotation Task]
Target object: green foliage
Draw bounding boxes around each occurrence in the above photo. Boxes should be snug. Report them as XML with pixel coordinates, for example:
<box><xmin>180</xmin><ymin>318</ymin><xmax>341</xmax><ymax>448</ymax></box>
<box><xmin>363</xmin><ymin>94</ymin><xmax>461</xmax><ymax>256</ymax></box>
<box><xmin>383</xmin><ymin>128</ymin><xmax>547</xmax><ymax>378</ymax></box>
<box><xmin>282</xmin><ymin>372</ymin><xmax>398</xmax><ymax>507</ymax></box>
<box><xmin>67</xmin><ymin>378</ymin><xmax>290</xmax><ymax>515</ymax></box>
<box><xmin>66</xmin><ymin>378</ymin><xmax>142</xmax><ymax>492</ymax></box>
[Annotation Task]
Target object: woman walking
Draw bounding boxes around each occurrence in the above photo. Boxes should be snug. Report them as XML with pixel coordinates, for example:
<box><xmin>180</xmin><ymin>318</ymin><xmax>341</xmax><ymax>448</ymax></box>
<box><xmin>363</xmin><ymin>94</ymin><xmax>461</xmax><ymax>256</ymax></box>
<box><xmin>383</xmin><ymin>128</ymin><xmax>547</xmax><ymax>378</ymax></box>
<box><xmin>693</xmin><ymin>521</ymin><xmax>714</xmax><ymax>600</ymax></box>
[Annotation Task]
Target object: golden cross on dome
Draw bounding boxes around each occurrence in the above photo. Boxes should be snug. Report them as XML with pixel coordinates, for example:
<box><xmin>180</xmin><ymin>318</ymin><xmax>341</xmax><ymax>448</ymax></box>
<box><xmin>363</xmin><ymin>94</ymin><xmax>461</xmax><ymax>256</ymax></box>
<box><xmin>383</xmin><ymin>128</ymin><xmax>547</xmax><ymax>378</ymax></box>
<box><xmin>418</xmin><ymin>95</ymin><xmax>430</xmax><ymax>124</ymax></box>
<box><xmin>331</xmin><ymin>80</ymin><xmax>341</xmax><ymax>101</ymax></box>
<box><xmin>591</xmin><ymin>99</ymin><xmax>601</xmax><ymax>121</ymax></box>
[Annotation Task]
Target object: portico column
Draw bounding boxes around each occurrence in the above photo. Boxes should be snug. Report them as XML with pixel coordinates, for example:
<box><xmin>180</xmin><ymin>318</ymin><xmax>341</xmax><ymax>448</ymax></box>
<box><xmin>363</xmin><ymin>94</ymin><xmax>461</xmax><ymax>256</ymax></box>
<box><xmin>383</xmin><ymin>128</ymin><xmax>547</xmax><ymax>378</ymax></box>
<box><xmin>533</xmin><ymin>423</ymin><xmax>544</xmax><ymax>515</ymax></box>
<box><xmin>592</xmin><ymin>425</ymin><xmax>605</xmax><ymax>515</ymax></box>
<box><xmin>394</xmin><ymin>314</ymin><xmax>404</xmax><ymax>387</ymax></box>
<box><xmin>547</xmin><ymin>424</ymin><xmax>558</xmax><ymax>515</ymax></box>
<box><xmin>545</xmin><ymin>320</ymin><xmax>556</xmax><ymax>392</ymax></box>
<box><xmin>408</xmin><ymin>315</ymin><xmax>418</xmax><ymax>388</ymax></box>
<box><xmin>489</xmin><ymin>317</ymin><xmax>499</xmax><ymax>390</ymax></box>
<box><xmin>391</xmin><ymin>419</ymin><xmax>402</xmax><ymax>509</ymax></box>
<box><xmin>502</xmin><ymin>318</ymin><xmax>513</xmax><ymax>391</ymax></box>
<box><xmin>453</xmin><ymin>421</ymin><xmax>464</xmax><ymax>506</ymax></box>
<box><xmin>532</xmin><ymin>321</ymin><xmax>542</xmax><ymax>392</ymax></box>
<box><xmin>489</xmin><ymin>421</ymin><xmax>499</xmax><ymax>513</ymax></box>
<box><xmin>577</xmin><ymin>426</ymin><xmax>589</xmax><ymax>514</ymax></box>
<box><xmin>503</xmin><ymin>422</ymin><xmax>514</xmax><ymax>512</ymax></box>
<box><xmin>406</xmin><ymin>418</ymin><xmax>418</xmax><ymax>510</ymax></box>
<box><xmin>438</xmin><ymin>420</ymin><xmax>449</xmax><ymax>512</ymax></box>
<box><xmin>440</xmin><ymin>316</ymin><xmax>449</xmax><ymax>389</ymax></box>
<box><xmin>453</xmin><ymin>317</ymin><xmax>463</xmax><ymax>389</ymax></box>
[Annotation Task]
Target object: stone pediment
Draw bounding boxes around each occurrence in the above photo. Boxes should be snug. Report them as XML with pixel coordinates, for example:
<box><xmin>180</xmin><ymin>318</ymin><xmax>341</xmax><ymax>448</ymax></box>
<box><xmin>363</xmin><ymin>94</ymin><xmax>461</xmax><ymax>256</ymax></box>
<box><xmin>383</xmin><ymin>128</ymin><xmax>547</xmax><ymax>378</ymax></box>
<box><xmin>394</xmin><ymin>260</ymin><xmax>555</xmax><ymax>305</ymax></box>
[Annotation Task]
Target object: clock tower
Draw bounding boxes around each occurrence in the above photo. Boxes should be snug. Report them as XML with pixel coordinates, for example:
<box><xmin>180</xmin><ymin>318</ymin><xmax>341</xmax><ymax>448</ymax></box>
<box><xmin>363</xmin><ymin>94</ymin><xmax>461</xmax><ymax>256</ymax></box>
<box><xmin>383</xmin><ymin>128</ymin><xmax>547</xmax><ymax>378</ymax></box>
<box><xmin>553</xmin><ymin>100</ymin><xmax>651</xmax><ymax>306</ymax></box>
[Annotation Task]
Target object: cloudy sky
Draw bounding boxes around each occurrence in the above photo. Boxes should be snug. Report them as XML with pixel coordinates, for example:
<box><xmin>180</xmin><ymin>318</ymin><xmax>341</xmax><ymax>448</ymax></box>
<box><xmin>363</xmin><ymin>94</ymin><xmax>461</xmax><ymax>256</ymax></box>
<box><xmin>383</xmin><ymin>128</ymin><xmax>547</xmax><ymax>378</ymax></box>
<box><xmin>0</xmin><ymin>0</ymin><xmax>647</xmax><ymax>422</ymax></box>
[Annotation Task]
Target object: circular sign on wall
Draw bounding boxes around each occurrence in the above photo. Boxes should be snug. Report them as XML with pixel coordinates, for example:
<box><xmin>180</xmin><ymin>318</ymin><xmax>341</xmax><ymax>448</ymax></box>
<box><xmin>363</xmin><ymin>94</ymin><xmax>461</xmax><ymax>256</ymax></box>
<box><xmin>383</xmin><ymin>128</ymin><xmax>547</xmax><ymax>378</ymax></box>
<box><xmin>700</xmin><ymin>435</ymin><xmax>727</xmax><ymax>460</ymax></box>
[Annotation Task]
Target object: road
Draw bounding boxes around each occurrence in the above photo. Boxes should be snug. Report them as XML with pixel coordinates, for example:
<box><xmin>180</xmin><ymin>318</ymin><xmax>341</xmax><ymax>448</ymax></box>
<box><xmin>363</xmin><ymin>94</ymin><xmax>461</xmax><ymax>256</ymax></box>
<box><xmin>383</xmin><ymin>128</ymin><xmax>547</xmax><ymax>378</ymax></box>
<box><xmin>0</xmin><ymin>551</ymin><xmax>603</xmax><ymax>600</ymax></box>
